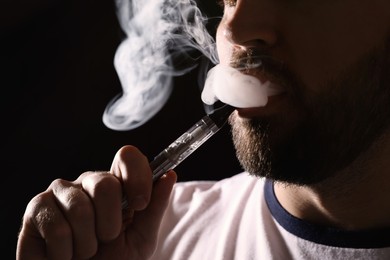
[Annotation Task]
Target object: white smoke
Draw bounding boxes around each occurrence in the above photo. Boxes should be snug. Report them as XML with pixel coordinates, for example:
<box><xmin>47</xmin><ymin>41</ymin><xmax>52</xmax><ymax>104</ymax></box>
<box><xmin>201</xmin><ymin>64</ymin><xmax>285</xmax><ymax>108</ymax></box>
<box><xmin>103</xmin><ymin>0</ymin><xmax>218</xmax><ymax>130</ymax></box>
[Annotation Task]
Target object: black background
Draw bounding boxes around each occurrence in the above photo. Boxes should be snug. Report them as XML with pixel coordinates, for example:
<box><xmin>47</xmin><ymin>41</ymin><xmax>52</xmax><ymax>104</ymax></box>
<box><xmin>1</xmin><ymin>0</ymin><xmax>241</xmax><ymax>258</ymax></box>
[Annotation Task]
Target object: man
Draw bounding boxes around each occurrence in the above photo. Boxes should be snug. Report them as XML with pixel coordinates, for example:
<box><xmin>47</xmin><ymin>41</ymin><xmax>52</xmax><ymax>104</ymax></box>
<box><xmin>17</xmin><ymin>0</ymin><xmax>390</xmax><ymax>259</ymax></box>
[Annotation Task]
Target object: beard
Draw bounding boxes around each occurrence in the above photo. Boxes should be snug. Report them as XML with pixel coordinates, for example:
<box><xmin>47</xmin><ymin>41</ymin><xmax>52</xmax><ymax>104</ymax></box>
<box><xmin>229</xmin><ymin>37</ymin><xmax>390</xmax><ymax>186</ymax></box>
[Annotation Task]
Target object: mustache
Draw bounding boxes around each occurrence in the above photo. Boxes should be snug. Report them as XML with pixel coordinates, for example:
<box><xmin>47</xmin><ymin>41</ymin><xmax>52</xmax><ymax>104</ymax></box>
<box><xmin>229</xmin><ymin>49</ymin><xmax>300</xmax><ymax>92</ymax></box>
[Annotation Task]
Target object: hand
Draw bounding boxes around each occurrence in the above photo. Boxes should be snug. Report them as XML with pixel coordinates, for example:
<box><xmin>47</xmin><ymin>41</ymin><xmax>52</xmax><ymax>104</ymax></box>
<box><xmin>16</xmin><ymin>145</ymin><xmax>177</xmax><ymax>260</ymax></box>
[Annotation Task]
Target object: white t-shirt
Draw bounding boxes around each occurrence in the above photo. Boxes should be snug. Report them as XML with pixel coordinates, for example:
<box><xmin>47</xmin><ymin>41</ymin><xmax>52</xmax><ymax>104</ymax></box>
<box><xmin>152</xmin><ymin>173</ymin><xmax>390</xmax><ymax>259</ymax></box>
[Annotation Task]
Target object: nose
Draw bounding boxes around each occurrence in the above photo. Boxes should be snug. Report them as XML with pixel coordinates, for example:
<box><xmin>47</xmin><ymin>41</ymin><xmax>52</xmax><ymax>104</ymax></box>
<box><xmin>221</xmin><ymin>0</ymin><xmax>279</xmax><ymax>50</ymax></box>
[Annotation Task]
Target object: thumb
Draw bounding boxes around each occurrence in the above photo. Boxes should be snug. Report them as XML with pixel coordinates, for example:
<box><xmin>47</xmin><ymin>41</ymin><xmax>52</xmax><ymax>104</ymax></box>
<box><xmin>126</xmin><ymin>170</ymin><xmax>177</xmax><ymax>245</ymax></box>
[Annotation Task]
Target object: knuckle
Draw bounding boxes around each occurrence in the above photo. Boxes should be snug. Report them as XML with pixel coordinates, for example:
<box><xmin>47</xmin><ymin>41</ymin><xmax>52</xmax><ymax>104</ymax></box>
<box><xmin>93</xmin><ymin>175</ymin><xmax>121</xmax><ymax>197</ymax></box>
<box><xmin>67</xmin><ymin>200</ymin><xmax>93</xmax><ymax>221</ymax></box>
<box><xmin>49</xmin><ymin>178</ymin><xmax>69</xmax><ymax>190</ymax></box>
<box><xmin>63</xmin><ymin>190</ymin><xmax>93</xmax><ymax>221</ymax></box>
<box><xmin>24</xmin><ymin>192</ymin><xmax>49</xmax><ymax>221</ymax></box>
<box><xmin>49</xmin><ymin>180</ymin><xmax>93</xmax><ymax>222</ymax></box>
<box><xmin>25</xmin><ymin>193</ymin><xmax>72</xmax><ymax>239</ymax></box>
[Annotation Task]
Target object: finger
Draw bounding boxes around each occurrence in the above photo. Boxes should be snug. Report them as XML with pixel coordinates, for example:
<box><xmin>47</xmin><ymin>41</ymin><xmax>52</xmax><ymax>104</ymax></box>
<box><xmin>17</xmin><ymin>191</ymin><xmax>73</xmax><ymax>260</ymax></box>
<box><xmin>130</xmin><ymin>170</ymin><xmax>177</xmax><ymax>245</ymax></box>
<box><xmin>110</xmin><ymin>145</ymin><xmax>153</xmax><ymax>211</ymax></box>
<box><xmin>81</xmin><ymin>172</ymin><xmax>122</xmax><ymax>242</ymax></box>
<box><xmin>50</xmin><ymin>178</ymin><xmax>98</xmax><ymax>259</ymax></box>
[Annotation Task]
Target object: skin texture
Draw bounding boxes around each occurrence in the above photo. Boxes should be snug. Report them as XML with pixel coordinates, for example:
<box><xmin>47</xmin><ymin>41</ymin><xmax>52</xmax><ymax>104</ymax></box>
<box><xmin>17</xmin><ymin>146</ymin><xmax>177</xmax><ymax>259</ymax></box>
<box><xmin>16</xmin><ymin>0</ymin><xmax>390</xmax><ymax>259</ymax></box>
<box><xmin>217</xmin><ymin>0</ymin><xmax>390</xmax><ymax>230</ymax></box>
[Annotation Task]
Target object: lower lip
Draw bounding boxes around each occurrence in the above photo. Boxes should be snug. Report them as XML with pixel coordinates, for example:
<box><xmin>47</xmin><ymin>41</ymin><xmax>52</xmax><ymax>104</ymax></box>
<box><xmin>236</xmin><ymin>93</ymin><xmax>288</xmax><ymax>119</ymax></box>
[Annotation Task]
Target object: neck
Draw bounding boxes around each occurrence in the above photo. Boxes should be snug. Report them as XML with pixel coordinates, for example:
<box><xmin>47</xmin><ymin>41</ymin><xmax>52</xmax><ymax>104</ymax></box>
<box><xmin>274</xmin><ymin>132</ymin><xmax>390</xmax><ymax>231</ymax></box>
